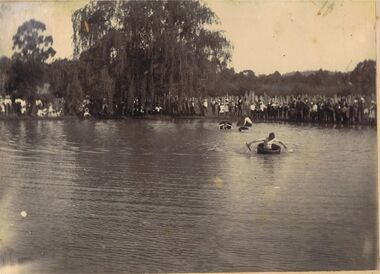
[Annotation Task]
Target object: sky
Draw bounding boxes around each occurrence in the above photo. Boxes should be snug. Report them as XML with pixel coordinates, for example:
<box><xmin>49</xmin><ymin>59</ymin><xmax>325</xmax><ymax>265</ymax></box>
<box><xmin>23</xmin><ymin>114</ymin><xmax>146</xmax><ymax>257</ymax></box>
<box><xmin>0</xmin><ymin>0</ymin><xmax>376</xmax><ymax>74</ymax></box>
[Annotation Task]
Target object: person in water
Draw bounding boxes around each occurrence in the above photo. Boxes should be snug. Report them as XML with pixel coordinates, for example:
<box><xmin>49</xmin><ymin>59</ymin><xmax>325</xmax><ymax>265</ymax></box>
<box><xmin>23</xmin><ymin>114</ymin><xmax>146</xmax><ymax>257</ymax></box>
<box><xmin>246</xmin><ymin>132</ymin><xmax>287</xmax><ymax>150</ymax></box>
<box><xmin>237</xmin><ymin>116</ymin><xmax>253</xmax><ymax>127</ymax></box>
<box><xmin>243</xmin><ymin>116</ymin><xmax>253</xmax><ymax>127</ymax></box>
<box><xmin>237</xmin><ymin>116</ymin><xmax>253</xmax><ymax>132</ymax></box>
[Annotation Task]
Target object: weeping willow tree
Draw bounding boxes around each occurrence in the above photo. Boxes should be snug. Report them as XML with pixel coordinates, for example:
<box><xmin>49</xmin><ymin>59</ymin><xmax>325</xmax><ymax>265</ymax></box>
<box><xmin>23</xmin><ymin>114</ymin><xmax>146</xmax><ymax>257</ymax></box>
<box><xmin>71</xmin><ymin>0</ymin><xmax>232</xmax><ymax>114</ymax></box>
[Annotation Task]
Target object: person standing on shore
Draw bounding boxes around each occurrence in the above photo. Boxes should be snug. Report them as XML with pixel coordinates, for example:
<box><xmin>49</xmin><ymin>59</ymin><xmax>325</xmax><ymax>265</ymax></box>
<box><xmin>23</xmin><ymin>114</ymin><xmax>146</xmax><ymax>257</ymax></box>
<box><xmin>0</xmin><ymin>96</ymin><xmax>4</xmax><ymax>115</ymax></box>
<box><xmin>4</xmin><ymin>95</ymin><xmax>12</xmax><ymax>114</ymax></box>
<box><xmin>203</xmin><ymin>99</ymin><xmax>208</xmax><ymax>115</ymax></box>
<box><xmin>211</xmin><ymin>99</ymin><xmax>216</xmax><ymax>115</ymax></box>
<box><xmin>250</xmin><ymin>102</ymin><xmax>256</xmax><ymax>118</ymax></box>
<box><xmin>369</xmin><ymin>100</ymin><xmax>376</xmax><ymax>126</ymax></box>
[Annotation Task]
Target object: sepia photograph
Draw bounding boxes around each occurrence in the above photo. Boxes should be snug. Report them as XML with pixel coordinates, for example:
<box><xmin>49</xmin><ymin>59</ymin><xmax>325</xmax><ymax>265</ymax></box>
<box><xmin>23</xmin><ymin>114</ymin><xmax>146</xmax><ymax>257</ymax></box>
<box><xmin>0</xmin><ymin>0</ymin><xmax>377</xmax><ymax>273</ymax></box>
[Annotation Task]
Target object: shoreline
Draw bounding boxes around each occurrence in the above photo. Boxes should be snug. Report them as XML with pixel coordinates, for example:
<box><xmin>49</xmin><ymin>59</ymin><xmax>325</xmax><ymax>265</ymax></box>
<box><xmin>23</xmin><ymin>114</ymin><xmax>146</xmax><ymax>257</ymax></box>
<box><xmin>0</xmin><ymin>114</ymin><xmax>376</xmax><ymax>128</ymax></box>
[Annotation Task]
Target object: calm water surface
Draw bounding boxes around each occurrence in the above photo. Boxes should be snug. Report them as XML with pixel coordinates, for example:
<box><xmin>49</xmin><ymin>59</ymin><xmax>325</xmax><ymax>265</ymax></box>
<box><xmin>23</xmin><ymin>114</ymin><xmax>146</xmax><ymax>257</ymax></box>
<box><xmin>0</xmin><ymin>119</ymin><xmax>377</xmax><ymax>273</ymax></box>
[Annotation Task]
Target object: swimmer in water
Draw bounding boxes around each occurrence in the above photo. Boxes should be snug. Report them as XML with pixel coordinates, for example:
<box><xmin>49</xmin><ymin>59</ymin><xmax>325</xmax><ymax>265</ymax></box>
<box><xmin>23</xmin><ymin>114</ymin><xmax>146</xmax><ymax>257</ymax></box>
<box><xmin>243</xmin><ymin>116</ymin><xmax>253</xmax><ymax>127</ymax></box>
<box><xmin>238</xmin><ymin>116</ymin><xmax>253</xmax><ymax>132</ymax></box>
<box><xmin>246</xmin><ymin>132</ymin><xmax>287</xmax><ymax>151</ymax></box>
<box><xmin>237</xmin><ymin>116</ymin><xmax>253</xmax><ymax>127</ymax></box>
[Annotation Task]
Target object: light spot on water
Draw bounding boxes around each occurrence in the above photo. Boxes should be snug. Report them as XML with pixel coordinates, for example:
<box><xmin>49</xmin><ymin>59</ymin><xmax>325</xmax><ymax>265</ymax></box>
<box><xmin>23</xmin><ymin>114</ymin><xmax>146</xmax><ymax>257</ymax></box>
<box><xmin>213</xmin><ymin>176</ymin><xmax>223</xmax><ymax>189</ymax></box>
<box><xmin>20</xmin><ymin>211</ymin><xmax>27</xmax><ymax>218</ymax></box>
<box><xmin>143</xmin><ymin>220</ymin><xmax>150</xmax><ymax>225</ymax></box>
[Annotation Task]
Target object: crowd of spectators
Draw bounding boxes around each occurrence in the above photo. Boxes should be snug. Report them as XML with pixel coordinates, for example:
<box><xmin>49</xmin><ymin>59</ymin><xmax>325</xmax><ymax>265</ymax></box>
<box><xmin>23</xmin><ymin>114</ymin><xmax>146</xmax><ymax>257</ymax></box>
<box><xmin>1</xmin><ymin>92</ymin><xmax>376</xmax><ymax>126</ymax></box>
<box><xmin>0</xmin><ymin>95</ymin><xmax>64</xmax><ymax>118</ymax></box>
<box><xmin>208</xmin><ymin>94</ymin><xmax>377</xmax><ymax>125</ymax></box>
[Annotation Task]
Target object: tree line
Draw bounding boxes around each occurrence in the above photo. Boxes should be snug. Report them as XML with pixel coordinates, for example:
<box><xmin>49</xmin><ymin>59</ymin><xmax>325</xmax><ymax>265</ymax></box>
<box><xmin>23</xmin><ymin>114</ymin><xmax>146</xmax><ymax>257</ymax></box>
<box><xmin>0</xmin><ymin>0</ymin><xmax>376</xmax><ymax>116</ymax></box>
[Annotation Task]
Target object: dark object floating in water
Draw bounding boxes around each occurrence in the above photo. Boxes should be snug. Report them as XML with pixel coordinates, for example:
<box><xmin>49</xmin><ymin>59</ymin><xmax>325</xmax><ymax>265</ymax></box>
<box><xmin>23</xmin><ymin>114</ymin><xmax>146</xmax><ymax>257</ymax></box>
<box><xmin>219</xmin><ymin>121</ymin><xmax>233</xmax><ymax>130</ymax></box>
<box><xmin>257</xmin><ymin>143</ymin><xmax>281</xmax><ymax>154</ymax></box>
<box><xmin>239</xmin><ymin>126</ymin><xmax>249</xmax><ymax>132</ymax></box>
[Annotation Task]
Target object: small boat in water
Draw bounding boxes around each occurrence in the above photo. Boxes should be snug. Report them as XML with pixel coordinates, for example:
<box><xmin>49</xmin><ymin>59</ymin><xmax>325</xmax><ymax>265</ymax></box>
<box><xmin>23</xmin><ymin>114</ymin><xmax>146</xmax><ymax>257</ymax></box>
<box><xmin>257</xmin><ymin>143</ymin><xmax>281</xmax><ymax>154</ymax></box>
<box><xmin>219</xmin><ymin>121</ymin><xmax>233</xmax><ymax>130</ymax></box>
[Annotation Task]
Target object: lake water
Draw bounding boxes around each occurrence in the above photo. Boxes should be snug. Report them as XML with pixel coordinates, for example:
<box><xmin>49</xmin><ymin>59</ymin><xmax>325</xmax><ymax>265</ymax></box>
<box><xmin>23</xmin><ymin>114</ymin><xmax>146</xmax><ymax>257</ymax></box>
<box><xmin>0</xmin><ymin>119</ymin><xmax>377</xmax><ymax>273</ymax></box>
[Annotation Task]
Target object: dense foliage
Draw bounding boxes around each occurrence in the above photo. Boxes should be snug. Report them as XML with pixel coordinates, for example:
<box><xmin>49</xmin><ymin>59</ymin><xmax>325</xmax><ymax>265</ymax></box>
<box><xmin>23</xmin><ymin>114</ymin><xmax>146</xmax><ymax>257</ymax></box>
<box><xmin>214</xmin><ymin>59</ymin><xmax>376</xmax><ymax>97</ymax></box>
<box><xmin>70</xmin><ymin>0</ymin><xmax>232</xmax><ymax>114</ymax></box>
<box><xmin>4</xmin><ymin>19</ymin><xmax>56</xmax><ymax>101</ymax></box>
